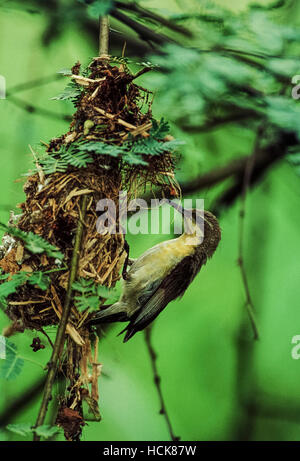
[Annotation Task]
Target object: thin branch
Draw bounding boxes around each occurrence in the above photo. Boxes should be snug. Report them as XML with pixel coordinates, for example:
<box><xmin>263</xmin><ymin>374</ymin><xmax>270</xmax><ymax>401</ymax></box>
<box><xmin>111</xmin><ymin>9</ymin><xmax>175</xmax><ymax>46</ymax></box>
<box><xmin>211</xmin><ymin>132</ymin><xmax>298</xmax><ymax>215</ymax></box>
<box><xmin>181</xmin><ymin>154</ymin><xmax>254</xmax><ymax>195</ymax></box>
<box><xmin>7</xmin><ymin>94</ymin><xmax>71</xmax><ymax>121</ymax></box>
<box><xmin>115</xmin><ymin>1</ymin><xmax>193</xmax><ymax>38</ymax></box>
<box><xmin>179</xmin><ymin>110</ymin><xmax>257</xmax><ymax>134</ymax></box>
<box><xmin>33</xmin><ymin>194</ymin><xmax>89</xmax><ymax>441</ymax></box>
<box><xmin>6</xmin><ymin>74</ymin><xmax>62</xmax><ymax>96</ymax></box>
<box><xmin>99</xmin><ymin>16</ymin><xmax>110</xmax><ymax>57</ymax></box>
<box><xmin>237</xmin><ymin>132</ymin><xmax>261</xmax><ymax>341</ymax></box>
<box><xmin>144</xmin><ymin>327</ymin><xmax>180</xmax><ymax>442</ymax></box>
<box><xmin>0</xmin><ymin>377</ymin><xmax>46</xmax><ymax>428</ymax></box>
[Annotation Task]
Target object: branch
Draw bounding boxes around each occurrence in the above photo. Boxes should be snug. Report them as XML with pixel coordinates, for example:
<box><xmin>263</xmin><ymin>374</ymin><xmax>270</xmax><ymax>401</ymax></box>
<box><xmin>0</xmin><ymin>377</ymin><xmax>46</xmax><ymax>428</ymax></box>
<box><xmin>181</xmin><ymin>131</ymin><xmax>298</xmax><ymax>200</ymax></box>
<box><xmin>111</xmin><ymin>9</ymin><xmax>175</xmax><ymax>46</ymax></box>
<box><xmin>181</xmin><ymin>154</ymin><xmax>254</xmax><ymax>195</ymax></box>
<box><xmin>7</xmin><ymin>95</ymin><xmax>71</xmax><ymax>122</ymax></box>
<box><xmin>144</xmin><ymin>327</ymin><xmax>180</xmax><ymax>442</ymax></box>
<box><xmin>33</xmin><ymin>194</ymin><xmax>89</xmax><ymax>441</ymax></box>
<box><xmin>237</xmin><ymin>131</ymin><xmax>261</xmax><ymax>340</ymax></box>
<box><xmin>99</xmin><ymin>16</ymin><xmax>110</xmax><ymax>57</ymax></box>
<box><xmin>179</xmin><ymin>110</ymin><xmax>257</xmax><ymax>134</ymax></box>
<box><xmin>115</xmin><ymin>1</ymin><xmax>193</xmax><ymax>38</ymax></box>
<box><xmin>211</xmin><ymin>132</ymin><xmax>298</xmax><ymax>216</ymax></box>
<box><xmin>6</xmin><ymin>74</ymin><xmax>62</xmax><ymax>96</ymax></box>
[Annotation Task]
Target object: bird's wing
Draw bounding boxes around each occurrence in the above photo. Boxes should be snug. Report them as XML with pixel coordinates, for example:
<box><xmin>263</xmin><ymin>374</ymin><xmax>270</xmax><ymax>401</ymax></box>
<box><xmin>122</xmin><ymin>254</ymin><xmax>202</xmax><ymax>342</ymax></box>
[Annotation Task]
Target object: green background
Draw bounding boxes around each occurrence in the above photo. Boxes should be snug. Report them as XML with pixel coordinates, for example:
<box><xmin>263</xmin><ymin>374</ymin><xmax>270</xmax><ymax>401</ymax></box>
<box><xmin>1</xmin><ymin>0</ymin><xmax>300</xmax><ymax>441</ymax></box>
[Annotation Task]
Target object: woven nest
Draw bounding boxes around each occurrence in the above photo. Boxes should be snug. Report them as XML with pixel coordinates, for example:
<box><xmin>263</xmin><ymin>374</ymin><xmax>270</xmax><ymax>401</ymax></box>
<box><xmin>0</xmin><ymin>57</ymin><xmax>181</xmax><ymax>439</ymax></box>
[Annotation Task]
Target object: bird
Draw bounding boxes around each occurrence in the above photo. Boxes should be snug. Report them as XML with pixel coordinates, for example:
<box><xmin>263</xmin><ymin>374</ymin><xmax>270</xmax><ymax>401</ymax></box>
<box><xmin>89</xmin><ymin>202</ymin><xmax>221</xmax><ymax>342</ymax></box>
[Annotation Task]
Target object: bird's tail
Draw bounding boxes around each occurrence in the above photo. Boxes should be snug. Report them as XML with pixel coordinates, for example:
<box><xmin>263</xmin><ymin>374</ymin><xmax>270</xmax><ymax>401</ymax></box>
<box><xmin>89</xmin><ymin>302</ymin><xmax>129</xmax><ymax>324</ymax></box>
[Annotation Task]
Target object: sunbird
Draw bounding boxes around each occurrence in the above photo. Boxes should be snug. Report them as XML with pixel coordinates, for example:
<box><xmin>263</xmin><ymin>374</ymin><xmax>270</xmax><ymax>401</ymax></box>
<box><xmin>89</xmin><ymin>202</ymin><xmax>221</xmax><ymax>342</ymax></box>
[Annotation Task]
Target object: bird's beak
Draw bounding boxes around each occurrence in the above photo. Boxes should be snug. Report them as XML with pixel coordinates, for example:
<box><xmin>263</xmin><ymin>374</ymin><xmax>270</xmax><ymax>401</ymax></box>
<box><xmin>169</xmin><ymin>200</ymin><xmax>185</xmax><ymax>216</ymax></box>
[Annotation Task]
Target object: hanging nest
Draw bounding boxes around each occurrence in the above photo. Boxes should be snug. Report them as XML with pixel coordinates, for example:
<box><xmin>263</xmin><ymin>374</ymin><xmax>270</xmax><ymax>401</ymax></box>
<box><xmin>0</xmin><ymin>57</ymin><xmax>181</xmax><ymax>440</ymax></box>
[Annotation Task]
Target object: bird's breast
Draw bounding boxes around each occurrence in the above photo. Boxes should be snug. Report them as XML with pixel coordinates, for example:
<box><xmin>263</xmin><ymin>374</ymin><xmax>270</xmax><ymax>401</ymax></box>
<box><xmin>121</xmin><ymin>235</ymin><xmax>196</xmax><ymax>307</ymax></box>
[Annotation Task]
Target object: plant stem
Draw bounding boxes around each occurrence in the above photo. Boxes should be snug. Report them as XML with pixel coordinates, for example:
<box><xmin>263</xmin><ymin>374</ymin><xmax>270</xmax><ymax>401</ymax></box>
<box><xmin>99</xmin><ymin>16</ymin><xmax>109</xmax><ymax>57</ymax></box>
<box><xmin>33</xmin><ymin>194</ymin><xmax>89</xmax><ymax>441</ymax></box>
<box><xmin>237</xmin><ymin>132</ymin><xmax>261</xmax><ymax>340</ymax></box>
<box><xmin>144</xmin><ymin>327</ymin><xmax>180</xmax><ymax>442</ymax></box>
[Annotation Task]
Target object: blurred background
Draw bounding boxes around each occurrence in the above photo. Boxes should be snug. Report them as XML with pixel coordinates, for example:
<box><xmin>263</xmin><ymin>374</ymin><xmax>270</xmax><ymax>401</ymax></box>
<box><xmin>1</xmin><ymin>0</ymin><xmax>300</xmax><ymax>441</ymax></box>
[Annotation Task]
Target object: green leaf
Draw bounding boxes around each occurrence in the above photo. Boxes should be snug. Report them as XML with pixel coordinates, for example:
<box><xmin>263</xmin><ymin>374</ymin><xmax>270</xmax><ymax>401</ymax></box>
<box><xmin>51</xmin><ymin>82</ymin><xmax>81</xmax><ymax>101</ymax></box>
<box><xmin>6</xmin><ymin>423</ymin><xmax>60</xmax><ymax>439</ymax></box>
<box><xmin>28</xmin><ymin>272</ymin><xmax>50</xmax><ymax>291</ymax></box>
<box><xmin>6</xmin><ymin>423</ymin><xmax>33</xmax><ymax>437</ymax></box>
<box><xmin>38</xmin><ymin>155</ymin><xmax>69</xmax><ymax>175</ymax></box>
<box><xmin>24</xmin><ymin>234</ymin><xmax>64</xmax><ymax>260</ymax></box>
<box><xmin>122</xmin><ymin>152</ymin><xmax>148</xmax><ymax>166</ymax></box>
<box><xmin>73</xmin><ymin>278</ymin><xmax>119</xmax><ymax>311</ymax></box>
<box><xmin>57</xmin><ymin>69</ymin><xmax>72</xmax><ymax>76</ymax></box>
<box><xmin>34</xmin><ymin>425</ymin><xmax>60</xmax><ymax>439</ymax></box>
<box><xmin>79</xmin><ymin>141</ymin><xmax>123</xmax><ymax>157</ymax></box>
<box><xmin>87</xmin><ymin>0</ymin><xmax>113</xmax><ymax>19</ymax></box>
<box><xmin>60</xmin><ymin>150</ymin><xmax>94</xmax><ymax>168</ymax></box>
<box><xmin>75</xmin><ymin>294</ymin><xmax>100</xmax><ymax>312</ymax></box>
<box><xmin>96</xmin><ymin>285</ymin><xmax>119</xmax><ymax>302</ymax></box>
<box><xmin>131</xmin><ymin>138</ymin><xmax>184</xmax><ymax>156</ymax></box>
<box><xmin>150</xmin><ymin>118</ymin><xmax>170</xmax><ymax>139</ymax></box>
<box><xmin>0</xmin><ymin>224</ymin><xmax>64</xmax><ymax>260</ymax></box>
<box><xmin>72</xmin><ymin>278</ymin><xmax>95</xmax><ymax>294</ymax></box>
<box><xmin>0</xmin><ymin>272</ymin><xmax>28</xmax><ymax>299</ymax></box>
<box><xmin>0</xmin><ymin>338</ymin><xmax>24</xmax><ymax>380</ymax></box>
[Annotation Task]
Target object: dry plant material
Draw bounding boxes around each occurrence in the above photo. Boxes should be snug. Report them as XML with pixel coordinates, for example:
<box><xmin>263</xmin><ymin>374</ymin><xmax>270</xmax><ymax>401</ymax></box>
<box><xmin>0</xmin><ymin>58</ymin><xmax>182</xmax><ymax>440</ymax></box>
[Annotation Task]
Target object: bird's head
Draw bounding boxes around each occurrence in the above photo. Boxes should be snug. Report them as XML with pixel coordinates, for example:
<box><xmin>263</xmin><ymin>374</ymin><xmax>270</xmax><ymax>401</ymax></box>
<box><xmin>169</xmin><ymin>201</ymin><xmax>221</xmax><ymax>254</ymax></box>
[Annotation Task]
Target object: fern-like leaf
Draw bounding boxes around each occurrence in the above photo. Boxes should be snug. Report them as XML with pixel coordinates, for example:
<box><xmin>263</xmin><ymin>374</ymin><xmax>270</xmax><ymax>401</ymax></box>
<box><xmin>60</xmin><ymin>150</ymin><xmax>94</xmax><ymax>168</ymax></box>
<box><xmin>79</xmin><ymin>141</ymin><xmax>123</xmax><ymax>157</ymax></box>
<box><xmin>72</xmin><ymin>278</ymin><xmax>119</xmax><ymax>312</ymax></box>
<box><xmin>0</xmin><ymin>337</ymin><xmax>24</xmax><ymax>380</ymax></box>
<box><xmin>51</xmin><ymin>82</ymin><xmax>82</xmax><ymax>101</ymax></box>
<box><xmin>0</xmin><ymin>272</ymin><xmax>28</xmax><ymax>301</ymax></box>
<box><xmin>28</xmin><ymin>272</ymin><xmax>50</xmax><ymax>291</ymax></box>
<box><xmin>0</xmin><ymin>223</ymin><xmax>64</xmax><ymax>260</ymax></box>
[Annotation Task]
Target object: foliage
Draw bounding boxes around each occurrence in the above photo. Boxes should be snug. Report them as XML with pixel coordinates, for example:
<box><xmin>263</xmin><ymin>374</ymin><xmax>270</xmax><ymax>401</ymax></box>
<box><xmin>2</xmin><ymin>0</ymin><xmax>300</xmax><ymax>443</ymax></box>
<box><xmin>0</xmin><ymin>224</ymin><xmax>62</xmax><ymax>305</ymax></box>
<box><xmin>51</xmin><ymin>81</ymin><xmax>82</xmax><ymax>102</ymax></box>
<box><xmin>287</xmin><ymin>147</ymin><xmax>300</xmax><ymax>175</ymax></box>
<box><xmin>0</xmin><ymin>337</ymin><xmax>24</xmax><ymax>380</ymax></box>
<box><xmin>72</xmin><ymin>277</ymin><xmax>119</xmax><ymax>312</ymax></box>
<box><xmin>148</xmin><ymin>7</ymin><xmax>300</xmax><ymax>147</ymax></box>
<box><xmin>0</xmin><ymin>223</ymin><xmax>64</xmax><ymax>261</ymax></box>
<box><xmin>34</xmin><ymin>118</ymin><xmax>182</xmax><ymax>174</ymax></box>
<box><xmin>77</xmin><ymin>0</ymin><xmax>114</xmax><ymax>19</ymax></box>
<box><xmin>6</xmin><ymin>423</ymin><xmax>60</xmax><ymax>439</ymax></box>
<box><xmin>0</xmin><ymin>270</ymin><xmax>50</xmax><ymax>307</ymax></box>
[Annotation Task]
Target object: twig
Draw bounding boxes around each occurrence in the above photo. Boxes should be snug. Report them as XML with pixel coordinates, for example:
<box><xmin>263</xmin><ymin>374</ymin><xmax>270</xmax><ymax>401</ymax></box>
<box><xmin>115</xmin><ymin>1</ymin><xmax>193</xmax><ymax>38</ymax></box>
<box><xmin>40</xmin><ymin>328</ymin><xmax>54</xmax><ymax>349</ymax></box>
<box><xmin>93</xmin><ymin>106</ymin><xmax>136</xmax><ymax>129</ymax></box>
<box><xmin>111</xmin><ymin>9</ymin><xmax>175</xmax><ymax>46</ymax></box>
<box><xmin>180</xmin><ymin>110</ymin><xmax>257</xmax><ymax>134</ymax></box>
<box><xmin>7</xmin><ymin>94</ymin><xmax>71</xmax><ymax>121</ymax></box>
<box><xmin>211</xmin><ymin>132</ymin><xmax>298</xmax><ymax>215</ymax></box>
<box><xmin>99</xmin><ymin>16</ymin><xmax>110</xmax><ymax>57</ymax></box>
<box><xmin>6</xmin><ymin>74</ymin><xmax>62</xmax><ymax>96</ymax></box>
<box><xmin>237</xmin><ymin>133</ymin><xmax>261</xmax><ymax>341</ymax></box>
<box><xmin>144</xmin><ymin>327</ymin><xmax>180</xmax><ymax>441</ymax></box>
<box><xmin>93</xmin><ymin>107</ymin><xmax>151</xmax><ymax>137</ymax></box>
<box><xmin>69</xmin><ymin>74</ymin><xmax>105</xmax><ymax>86</ymax></box>
<box><xmin>131</xmin><ymin>67</ymin><xmax>152</xmax><ymax>81</ymax></box>
<box><xmin>0</xmin><ymin>377</ymin><xmax>46</xmax><ymax>428</ymax></box>
<box><xmin>181</xmin><ymin>154</ymin><xmax>255</xmax><ymax>195</ymax></box>
<box><xmin>33</xmin><ymin>194</ymin><xmax>89</xmax><ymax>441</ymax></box>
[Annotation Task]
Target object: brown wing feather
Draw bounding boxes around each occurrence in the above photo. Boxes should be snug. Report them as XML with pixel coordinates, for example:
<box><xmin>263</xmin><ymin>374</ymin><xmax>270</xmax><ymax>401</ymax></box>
<box><xmin>122</xmin><ymin>253</ymin><xmax>206</xmax><ymax>342</ymax></box>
